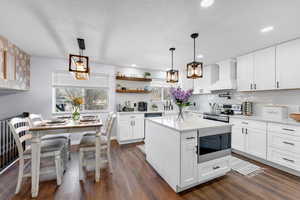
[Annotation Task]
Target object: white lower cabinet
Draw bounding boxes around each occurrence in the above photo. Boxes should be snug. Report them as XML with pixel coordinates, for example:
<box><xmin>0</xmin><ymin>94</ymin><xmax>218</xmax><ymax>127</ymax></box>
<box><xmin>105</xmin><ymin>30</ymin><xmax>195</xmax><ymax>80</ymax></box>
<box><xmin>117</xmin><ymin>113</ymin><xmax>145</xmax><ymax>144</ymax></box>
<box><xmin>180</xmin><ymin>131</ymin><xmax>198</xmax><ymax>187</ymax></box>
<box><xmin>180</xmin><ymin>131</ymin><xmax>231</xmax><ymax>188</ymax></box>
<box><xmin>230</xmin><ymin>118</ymin><xmax>267</xmax><ymax>159</ymax></box>
<box><xmin>268</xmin><ymin>147</ymin><xmax>300</xmax><ymax>171</ymax></box>
<box><xmin>246</xmin><ymin>128</ymin><xmax>267</xmax><ymax>159</ymax></box>
<box><xmin>198</xmin><ymin>156</ymin><xmax>230</xmax><ymax>182</ymax></box>
<box><xmin>267</xmin><ymin>123</ymin><xmax>300</xmax><ymax>171</ymax></box>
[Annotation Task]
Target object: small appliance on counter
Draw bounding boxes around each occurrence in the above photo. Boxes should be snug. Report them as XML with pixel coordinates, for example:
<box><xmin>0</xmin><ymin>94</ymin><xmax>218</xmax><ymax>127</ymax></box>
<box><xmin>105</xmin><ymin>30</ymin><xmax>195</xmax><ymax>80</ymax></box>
<box><xmin>242</xmin><ymin>101</ymin><xmax>253</xmax><ymax>116</ymax></box>
<box><xmin>262</xmin><ymin>105</ymin><xmax>288</xmax><ymax>120</ymax></box>
<box><xmin>138</xmin><ymin>101</ymin><xmax>148</xmax><ymax>111</ymax></box>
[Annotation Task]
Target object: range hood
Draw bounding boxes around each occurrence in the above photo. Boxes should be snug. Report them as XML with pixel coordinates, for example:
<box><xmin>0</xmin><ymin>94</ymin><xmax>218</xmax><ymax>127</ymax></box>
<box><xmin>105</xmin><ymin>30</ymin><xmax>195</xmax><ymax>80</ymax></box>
<box><xmin>210</xmin><ymin>59</ymin><xmax>237</xmax><ymax>91</ymax></box>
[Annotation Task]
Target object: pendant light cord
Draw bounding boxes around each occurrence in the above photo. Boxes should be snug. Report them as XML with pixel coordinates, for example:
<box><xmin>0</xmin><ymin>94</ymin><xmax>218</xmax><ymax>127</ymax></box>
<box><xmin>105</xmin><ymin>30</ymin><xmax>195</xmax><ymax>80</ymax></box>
<box><xmin>193</xmin><ymin>37</ymin><xmax>196</xmax><ymax>62</ymax></box>
<box><xmin>171</xmin><ymin>49</ymin><xmax>174</xmax><ymax>70</ymax></box>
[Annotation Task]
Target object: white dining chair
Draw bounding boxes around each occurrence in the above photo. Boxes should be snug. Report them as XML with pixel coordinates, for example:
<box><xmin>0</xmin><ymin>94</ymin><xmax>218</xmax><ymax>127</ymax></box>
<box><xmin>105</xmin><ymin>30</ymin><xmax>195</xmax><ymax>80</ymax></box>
<box><xmin>78</xmin><ymin>113</ymin><xmax>116</xmax><ymax>180</ymax></box>
<box><xmin>82</xmin><ymin>112</ymin><xmax>113</xmax><ymax>137</ymax></box>
<box><xmin>28</xmin><ymin>113</ymin><xmax>71</xmax><ymax>160</ymax></box>
<box><xmin>9</xmin><ymin>117</ymin><xmax>65</xmax><ymax>194</ymax></box>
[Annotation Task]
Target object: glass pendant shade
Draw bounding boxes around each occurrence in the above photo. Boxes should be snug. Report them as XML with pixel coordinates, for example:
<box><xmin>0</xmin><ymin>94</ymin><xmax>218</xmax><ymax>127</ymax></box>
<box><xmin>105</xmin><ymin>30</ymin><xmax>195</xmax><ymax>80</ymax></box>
<box><xmin>187</xmin><ymin>61</ymin><xmax>203</xmax><ymax>79</ymax></box>
<box><xmin>166</xmin><ymin>47</ymin><xmax>179</xmax><ymax>83</ymax></box>
<box><xmin>166</xmin><ymin>69</ymin><xmax>179</xmax><ymax>83</ymax></box>
<box><xmin>69</xmin><ymin>54</ymin><xmax>89</xmax><ymax>80</ymax></box>
<box><xmin>187</xmin><ymin>33</ymin><xmax>203</xmax><ymax>79</ymax></box>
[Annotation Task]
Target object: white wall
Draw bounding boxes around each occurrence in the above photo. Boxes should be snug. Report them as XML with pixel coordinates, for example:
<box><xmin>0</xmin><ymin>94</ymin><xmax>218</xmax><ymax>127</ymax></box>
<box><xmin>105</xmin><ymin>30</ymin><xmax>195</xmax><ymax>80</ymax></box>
<box><xmin>0</xmin><ymin>56</ymin><xmax>166</xmax><ymax>143</ymax></box>
<box><xmin>0</xmin><ymin>56</ymin><xmax>116</xmax><ymax>119</ymax></box>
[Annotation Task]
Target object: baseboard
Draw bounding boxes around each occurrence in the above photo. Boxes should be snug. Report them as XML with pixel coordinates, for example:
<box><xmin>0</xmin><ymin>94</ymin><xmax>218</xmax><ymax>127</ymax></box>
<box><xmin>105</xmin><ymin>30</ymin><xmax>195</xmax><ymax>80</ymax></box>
<box><xmin>232</xmin><ymin>149</ymin><xmax>300</xmax><ymax>177</ymax></box>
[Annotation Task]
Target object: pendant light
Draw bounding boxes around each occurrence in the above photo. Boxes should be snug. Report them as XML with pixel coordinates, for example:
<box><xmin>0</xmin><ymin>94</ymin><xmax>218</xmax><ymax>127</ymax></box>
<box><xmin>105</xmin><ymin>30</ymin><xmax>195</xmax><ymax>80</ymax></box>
<box><xmin>69</xmin><ymin>38</ymin><xmax>89</xmax><ymax>80</ymax></box>
<box><xmin>187</xmin><ymin>33</ymin><xmax>203</xmax><ymax>79</ymax></box>
<box><xmin>166</xmin><ymin>47</ymin><xmax>179</xmax><ymax>83</ymax></box>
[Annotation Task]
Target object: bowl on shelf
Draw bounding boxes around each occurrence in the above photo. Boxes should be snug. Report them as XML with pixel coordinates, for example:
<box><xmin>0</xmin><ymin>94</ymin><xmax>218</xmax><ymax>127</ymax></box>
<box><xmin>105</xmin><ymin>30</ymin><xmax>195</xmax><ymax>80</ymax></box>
<box><xmin>289</xmin><ymin>113</ymin><xmax>300</xmax><ymax>122</ymax></box>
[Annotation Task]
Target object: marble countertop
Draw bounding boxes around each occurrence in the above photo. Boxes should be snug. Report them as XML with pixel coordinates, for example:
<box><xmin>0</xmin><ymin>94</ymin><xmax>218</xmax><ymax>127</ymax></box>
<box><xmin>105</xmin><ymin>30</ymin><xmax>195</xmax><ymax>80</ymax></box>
<box><xmin>189</xmin><ymin>110</ymin><xmax>300</xmax><ymax>126</ymax></box>
<box><xmin>230</xmin><ymin>115</ymin><xmax>300</xmax><ymax>126</ymax></box>
<box><xmin>146</xmin><ymin>115</ymin><xmax>231</xmax><ymax>132</ymax></box>
<box><xmin>117</xmin><ymin>111</ymin><xmax>164</xmax><ymax>114</ymax></box>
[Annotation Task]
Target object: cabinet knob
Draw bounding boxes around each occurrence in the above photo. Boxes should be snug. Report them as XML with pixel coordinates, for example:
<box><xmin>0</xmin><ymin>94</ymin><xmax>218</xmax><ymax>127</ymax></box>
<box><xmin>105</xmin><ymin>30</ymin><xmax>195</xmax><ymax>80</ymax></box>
<box><xmin>276</xmin><ymin>81</ymin><xmax>280</xmax><ymax>88</ymax></box>
<box><xmin>213</xmin><ymin>166</ymin><xmax>220</xmax><ymax>170</ymax></box>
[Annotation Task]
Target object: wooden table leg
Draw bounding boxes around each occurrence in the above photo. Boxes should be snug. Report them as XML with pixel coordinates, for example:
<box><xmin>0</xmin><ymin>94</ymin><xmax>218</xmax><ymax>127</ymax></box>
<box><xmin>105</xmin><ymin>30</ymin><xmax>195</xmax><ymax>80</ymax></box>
<box><xmin>31</xmin><ymin>134</ymin><xmax>41</xmax><ymax>198</ymax></box>
<box><xmin>95</xmin><ymin>127</ymin><xmax>101</xmax><ymax>182</ymax></box>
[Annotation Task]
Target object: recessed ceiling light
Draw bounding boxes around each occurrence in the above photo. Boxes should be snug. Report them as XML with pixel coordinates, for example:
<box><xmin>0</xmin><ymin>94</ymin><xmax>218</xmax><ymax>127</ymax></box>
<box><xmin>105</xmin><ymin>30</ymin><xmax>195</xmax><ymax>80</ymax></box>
<box><xmin>197</xmin><ymin>54</ymin><xmax>204</xmax><ymax>59</ymax></box>
<box><xmin>260</xmin><ymin>26</ymin><xmax>274</xmax><ymax>33</ymax></box>
<box><xmin>201</xmin><ymin>0</ymin><xmax>215</xmax><ymax>8</ymax></box>
<box><xmin>131</xmin><ymin>64</ymin><xmax>137</xmax><ymax>67</ymax></box>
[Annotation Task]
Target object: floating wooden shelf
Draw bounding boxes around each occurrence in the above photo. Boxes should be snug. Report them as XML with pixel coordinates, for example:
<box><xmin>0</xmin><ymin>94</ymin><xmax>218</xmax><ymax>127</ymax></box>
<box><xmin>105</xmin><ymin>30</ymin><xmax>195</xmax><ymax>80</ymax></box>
<box><xmin>116</xmin><ymin>76</ymin><xmax>152</xmax><ymax>82</ymax></box>
<box><xmin>116</xmin><ymin>89</ymin><xmax>151</xmax><ymax>94</ymax></box>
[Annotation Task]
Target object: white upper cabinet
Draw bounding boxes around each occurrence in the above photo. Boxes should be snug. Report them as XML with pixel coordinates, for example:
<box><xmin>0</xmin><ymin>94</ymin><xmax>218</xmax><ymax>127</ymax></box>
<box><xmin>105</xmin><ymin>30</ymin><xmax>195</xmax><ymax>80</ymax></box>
<box><xmin>237</xmin><ymin>47</ymin><xmax>276</xmax><ymax>91</ymax></box>
<box><xmin>276</xmin><ymin>39</ymin><xmax>300</xmax><ymax>89</ymax></box>
<box><xmin>193</xmin><ymin>64</ymin><xmax>218</xmax><ymax>94</ymax></box>
<box><xmin>237</xmin><ymin>53</ymin><xmax>254</xmax><ymax>91</ymax></box>
<box><xmin>253</xmin><ymin>47</ymin><xmax>276</xmax><ymax>90</ymax></box>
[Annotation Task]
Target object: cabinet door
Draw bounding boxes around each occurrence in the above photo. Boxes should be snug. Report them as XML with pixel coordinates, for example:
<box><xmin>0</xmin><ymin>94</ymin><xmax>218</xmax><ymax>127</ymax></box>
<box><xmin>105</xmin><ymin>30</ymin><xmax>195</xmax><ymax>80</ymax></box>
<box><xmin>118</xmin><ymin>121</ymin><xmax>132</xmax><ymax>141</ymax></box>
<box><xmin>253</xmin><ymin>47</ymin><xmax>276</xmax><ymax>90</ymax></box>
<box><xmin>132</xmin><ymin>118</ymin><xmax>144</xmax><ymax>139</ymax></box>
<box><xmin>231</xmin><ymin>126</ymin><xmax>245</xmax><ymax>152</ymax></box>
<box><xmin>246</xmin><ymin>128</ymin><xmax>267</xmax><ymax>159</ymax></box>
<box><xmin>276</xmin><ymin>39</ymin><xmax>300</xmax><ymax>89</ymax></box>
<box><xmin>237</xmin><ymin>53</ymin><xmax>254</xmax><ymax>91</ymax></box>
<box><xmin>180</xmin><ymin>131</ymin><xmax>198</xmax><ymax>187</ymax></box>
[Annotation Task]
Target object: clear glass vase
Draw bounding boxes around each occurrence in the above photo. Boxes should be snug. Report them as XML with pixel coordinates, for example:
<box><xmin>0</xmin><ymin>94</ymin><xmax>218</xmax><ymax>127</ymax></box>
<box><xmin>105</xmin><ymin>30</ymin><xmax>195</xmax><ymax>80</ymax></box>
<box><xmin>177</xmin><ymin>105</ymin><xmax>185</xmax><ymax>121</ymax></box>
<box><xmin>72</xmin><ymin>106</ymin><xmax>80</xmax><ymax>121</ymax></box>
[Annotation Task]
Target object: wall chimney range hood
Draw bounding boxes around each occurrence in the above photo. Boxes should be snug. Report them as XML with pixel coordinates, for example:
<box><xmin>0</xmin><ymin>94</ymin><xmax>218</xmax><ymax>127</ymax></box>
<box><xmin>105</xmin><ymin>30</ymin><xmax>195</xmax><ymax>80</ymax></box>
<box><xmin>210</xmin><ymin>59</ymin><xmax>237</xmax><ymax>91</ymax></box>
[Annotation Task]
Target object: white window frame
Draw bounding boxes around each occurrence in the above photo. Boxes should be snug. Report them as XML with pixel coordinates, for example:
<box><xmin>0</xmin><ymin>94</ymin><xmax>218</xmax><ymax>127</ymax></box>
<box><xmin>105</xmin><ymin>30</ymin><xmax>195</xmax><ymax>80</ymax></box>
<box><xmin>52</xmin><ymin>85</ymin><xmax>110</xmax><ymax>114</ymax></box>
<box><xmin>150</xmin><ymin>86</ymin><xmax>173</xmax><ymax>102</ymax></box>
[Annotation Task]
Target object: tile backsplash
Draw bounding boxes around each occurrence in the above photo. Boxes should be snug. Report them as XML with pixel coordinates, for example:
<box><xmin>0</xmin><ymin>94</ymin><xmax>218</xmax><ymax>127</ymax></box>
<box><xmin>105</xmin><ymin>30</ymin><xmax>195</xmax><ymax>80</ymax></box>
<box><xmin>191</xmin><ymin>89</ymin><xmax>300</xmax><ymax>116</ymax></box>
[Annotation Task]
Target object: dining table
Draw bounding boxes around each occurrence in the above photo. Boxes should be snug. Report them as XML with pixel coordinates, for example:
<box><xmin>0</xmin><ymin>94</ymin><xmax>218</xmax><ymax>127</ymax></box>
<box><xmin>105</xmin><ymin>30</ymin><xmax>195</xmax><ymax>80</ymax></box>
<box><xmin>29</xmin><ymin>119</ymin><xmax>103</xmax><ymax>198</ymax></box>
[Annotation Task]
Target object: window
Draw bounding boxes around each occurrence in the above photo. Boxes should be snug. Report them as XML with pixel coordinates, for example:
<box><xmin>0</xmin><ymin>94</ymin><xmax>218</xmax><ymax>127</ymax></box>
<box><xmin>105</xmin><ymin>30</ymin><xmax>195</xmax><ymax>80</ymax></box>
<box><xmin>150</xmin><ymin>87</ymin><xmax>172</xmax><ymax>101</ymax></box>
<box><xmin>54</xmin><ymin>87</ymin><xmax>109</xmax><ymax>113</ymax></box>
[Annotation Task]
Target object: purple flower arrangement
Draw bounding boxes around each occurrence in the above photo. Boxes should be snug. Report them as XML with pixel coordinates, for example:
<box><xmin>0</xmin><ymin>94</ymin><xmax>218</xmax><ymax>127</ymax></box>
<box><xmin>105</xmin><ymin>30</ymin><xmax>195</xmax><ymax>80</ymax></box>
<box><xmin>170</xmin><ymin>87</ymin><xmax>193</xmax><ymax>107</ymax></box>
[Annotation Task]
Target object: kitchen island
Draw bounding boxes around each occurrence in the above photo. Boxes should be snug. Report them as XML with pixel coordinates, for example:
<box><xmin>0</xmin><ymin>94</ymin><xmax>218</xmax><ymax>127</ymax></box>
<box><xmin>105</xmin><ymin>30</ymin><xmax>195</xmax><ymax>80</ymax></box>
<box><xmin>145</xmin><ymin>115</ymin><xmax>232</xmax><ymax>192</ymax></box>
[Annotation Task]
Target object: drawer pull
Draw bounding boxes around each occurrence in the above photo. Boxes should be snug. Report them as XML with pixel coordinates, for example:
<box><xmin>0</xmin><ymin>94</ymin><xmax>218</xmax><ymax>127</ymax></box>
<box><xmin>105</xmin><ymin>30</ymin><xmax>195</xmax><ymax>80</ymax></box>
<box><xmin>242</xmin><ymin>122</ymin><xmax>248</xmax><ymax>125</ymax></box>
<box><xmin>282</xmin><ymin>128</ymin><xmax>295</xmax><ymax>132</ymax></box>
<box><xmin>186</xmin><ymin>137</ymin><xmax>195</xmax><ymax>140</ymax></box>
<box><xmin>282</xmin><ymin>158</ymin><xmax>295</xmax><ymax>163</ymax></box>
<box><xmin>282</xmin><ymin>141</ymin><xmax>295</xmax><ymax>146</ymax></box>
<box><xmin>213</xmin><ymin>166</ymin><xmax>220</xmax><ymax>170</ymax></box>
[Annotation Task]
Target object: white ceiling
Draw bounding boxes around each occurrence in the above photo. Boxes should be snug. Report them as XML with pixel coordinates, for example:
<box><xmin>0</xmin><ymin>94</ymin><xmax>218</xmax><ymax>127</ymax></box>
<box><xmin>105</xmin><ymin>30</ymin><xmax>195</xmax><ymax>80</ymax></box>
<box><xmin>1</xmin><ymin>0</ymin><xmax>300</xmax><ymax>71</ymax></box>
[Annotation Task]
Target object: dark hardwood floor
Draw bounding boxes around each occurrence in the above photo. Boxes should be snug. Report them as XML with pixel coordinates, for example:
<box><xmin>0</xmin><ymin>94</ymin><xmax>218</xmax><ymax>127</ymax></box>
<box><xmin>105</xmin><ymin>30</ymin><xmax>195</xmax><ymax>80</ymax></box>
<box><xmin>1</xmin><ymin>141</ymin><xmax>300</xmax><ymax>200</ymax></box>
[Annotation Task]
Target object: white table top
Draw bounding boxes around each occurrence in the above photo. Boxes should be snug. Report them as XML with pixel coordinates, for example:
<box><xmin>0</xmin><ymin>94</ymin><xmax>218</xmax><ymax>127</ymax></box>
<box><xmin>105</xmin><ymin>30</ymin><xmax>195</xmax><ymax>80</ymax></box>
<box><xmin>146</xmin><ymin>115</ymin><xmax>231</xmax><ymax>132</ymax></box>
<box><xmin>29</xmin><ymin>120</ymin><xmax>102</xmax><ymax>131</ymax></box>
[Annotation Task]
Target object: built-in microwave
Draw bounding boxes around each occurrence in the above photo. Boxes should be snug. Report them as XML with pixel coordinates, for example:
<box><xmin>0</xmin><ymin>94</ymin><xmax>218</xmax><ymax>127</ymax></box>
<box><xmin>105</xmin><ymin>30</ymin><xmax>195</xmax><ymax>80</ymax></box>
<box><xmin>197</xmin><ymin>132</ymin><xmax>231</xmax><ymax>163</ymax></box>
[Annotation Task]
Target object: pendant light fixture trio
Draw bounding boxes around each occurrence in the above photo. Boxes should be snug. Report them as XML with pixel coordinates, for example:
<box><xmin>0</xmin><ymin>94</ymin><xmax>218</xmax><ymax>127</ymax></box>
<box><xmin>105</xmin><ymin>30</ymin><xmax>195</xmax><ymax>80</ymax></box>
<box><xmin>187</xmin><ymin>33</ymin><xmax>203</xmax><ymax>79</ymax></box>
<box><xmin>69</xmin><ymin>38</ymin><xmax>90</xmax><ymax>80</ymax></box>
<box><xmin>166</xmin><ymin>47</ymin><xmax>179</xmax><ymax>83</ymax></box>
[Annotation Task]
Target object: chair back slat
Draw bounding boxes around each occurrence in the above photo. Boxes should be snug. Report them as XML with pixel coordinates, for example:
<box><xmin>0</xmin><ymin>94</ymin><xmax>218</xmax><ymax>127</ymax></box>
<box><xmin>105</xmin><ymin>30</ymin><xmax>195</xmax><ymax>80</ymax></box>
<box><xmin>105</xmin><ymin>114</ymin><xmax>116</xmax><ymax>141</ymax></box>
<box><xmin>9</xmin><ymin>118</ymin><xmax>31</xmax><ymax>155</ymax></box>
<box><xmin>102</xmin><ymin>112</ymin><xmax>114</xmax><ymax>135</ymax></box>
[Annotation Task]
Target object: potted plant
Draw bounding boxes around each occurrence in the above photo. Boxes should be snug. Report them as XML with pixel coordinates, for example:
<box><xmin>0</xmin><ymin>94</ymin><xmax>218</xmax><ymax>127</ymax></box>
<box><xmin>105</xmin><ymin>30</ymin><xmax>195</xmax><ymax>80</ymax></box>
<box><xmin>144</xmin><ymin>72</ymin><xmax>151</xmax><ymax>79</ymax></box>
<box><xmin>67</xmin><ymin>95</ymin><xmax>84</xmax><ymax>121</ymax></box>
<box><xmin>170</xmin><ymin>87</ymin><xmax>193</xmax><ymax>121</ymax></box>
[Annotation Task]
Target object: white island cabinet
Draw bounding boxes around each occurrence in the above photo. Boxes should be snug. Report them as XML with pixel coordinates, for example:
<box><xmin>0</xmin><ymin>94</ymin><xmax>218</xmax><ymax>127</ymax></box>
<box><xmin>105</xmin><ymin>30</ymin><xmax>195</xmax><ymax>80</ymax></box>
<box><xmin>145</xmin><ymin>115</ymin><xmax>232</xmax><ymax>192</ymax></box>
